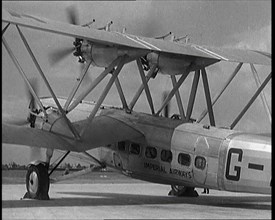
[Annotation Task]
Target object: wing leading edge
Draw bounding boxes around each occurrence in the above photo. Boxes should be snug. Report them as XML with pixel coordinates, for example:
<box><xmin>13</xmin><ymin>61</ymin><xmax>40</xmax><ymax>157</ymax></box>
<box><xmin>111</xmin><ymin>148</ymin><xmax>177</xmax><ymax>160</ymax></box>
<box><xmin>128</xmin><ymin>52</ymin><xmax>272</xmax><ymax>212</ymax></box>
<box><xmin>2</xmin><ymin>9</ymin><xmax>271</xmax><ymax>65</ymax></box>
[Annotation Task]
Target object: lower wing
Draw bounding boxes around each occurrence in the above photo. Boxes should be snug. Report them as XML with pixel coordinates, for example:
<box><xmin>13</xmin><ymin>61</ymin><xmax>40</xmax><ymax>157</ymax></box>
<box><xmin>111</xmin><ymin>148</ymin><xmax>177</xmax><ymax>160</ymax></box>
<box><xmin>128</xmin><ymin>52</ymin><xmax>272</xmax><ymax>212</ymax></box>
<box><xmin>2</xmin><ymin>123</ymin><xmax>80</xmax><ymax>152</ymax></box>
<box><xmin>2</xmin><ymin>113</ymin><xmax>144</xmax><ymax>152</ymax></box>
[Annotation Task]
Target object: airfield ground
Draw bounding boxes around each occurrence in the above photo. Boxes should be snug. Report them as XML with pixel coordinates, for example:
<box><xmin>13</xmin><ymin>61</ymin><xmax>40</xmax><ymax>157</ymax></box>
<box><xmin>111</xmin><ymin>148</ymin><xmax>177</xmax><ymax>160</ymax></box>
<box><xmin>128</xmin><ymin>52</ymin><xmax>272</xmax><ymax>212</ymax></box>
<box><xmin>2</xmin><ymin>170</ymin><xmax>271</xmax><ymax>219</ymax></box>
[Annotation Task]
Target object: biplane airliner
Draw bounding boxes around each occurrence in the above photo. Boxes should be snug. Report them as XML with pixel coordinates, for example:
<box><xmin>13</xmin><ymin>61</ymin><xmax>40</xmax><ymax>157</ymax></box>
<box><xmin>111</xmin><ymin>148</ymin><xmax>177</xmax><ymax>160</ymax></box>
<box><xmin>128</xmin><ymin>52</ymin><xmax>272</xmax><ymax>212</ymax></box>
<box><xmin>2</xmin><ymin>7</ymin><xmax>271</xmax><ymax>200</ymax></box>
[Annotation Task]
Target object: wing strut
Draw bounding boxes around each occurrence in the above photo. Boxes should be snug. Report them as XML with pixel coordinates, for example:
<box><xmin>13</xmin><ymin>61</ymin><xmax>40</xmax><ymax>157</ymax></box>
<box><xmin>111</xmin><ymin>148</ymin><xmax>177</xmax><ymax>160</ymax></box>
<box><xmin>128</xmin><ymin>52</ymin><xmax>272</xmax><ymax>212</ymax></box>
<box><xmin>64</xmin><ymin>60</ymin><xmax>93</xmax><ymax>111</ymax></box>
<box><xmin>2</xmin><ymin>23</ymin><xmax>10</xmax><ymax>36</ymax></box>
<box><xmin>114</xmin><ymin>77</ymin><xmax>128</xmax><ymax>110</ymax></box>
<box><xmin>80</xmin><ymin>56</ymin><xmax>126</xmax><ymax>136</ymax></box>
<box><xmin>67</xmin><ymin>57</ymin><xmax>121</xmax><ymax>113</ymax></box>
<box><xmin>16</xmin><ymin>25</ymin><xmax>80</xmax><ymax>139</ymax></box>
<box><xmin>129</xmin><ymin>64</ymin><xmax>157</xmax><ymax>111</ymax></box>
<box><xmin>186</xmin><ymin>70</ymin><xmax>200</xmax><ymax>121</ymax></box>
<box><xmin>48</xmin><ymin>151</ymin><xmax>70</xmax><ymax>176</ymax></box>
<box><xmin>197</xmin><ymin>62</ymin><xmax>243</xmax><ymax>123</ymax></box>
<box><xmin>156</xmin><ymin>69</ymin><xmax>190</xmax><ymax>116</ymax></box>
<box><xmin>250</xmin><ymin>64</ymin><xmax>271</xmax><ymax>124</ymax></box>
<box><xmin>230</xmin><ymin>72</ymin><xmax>271</xmax><ymax>129</ymax></box>
<box><xmin>201</xmin><ymin>68</ymin><xmax>215</xmax><ymax>126</ymax></box>
<box><xmin>171</xmin><ymin>75</ymin><xmax>186</xmax><ymax>119</ymax></box>
<box><xmin>136</xmin><ymin>58</ymin><xmax>155</xmax><ymax>114</ymax></box>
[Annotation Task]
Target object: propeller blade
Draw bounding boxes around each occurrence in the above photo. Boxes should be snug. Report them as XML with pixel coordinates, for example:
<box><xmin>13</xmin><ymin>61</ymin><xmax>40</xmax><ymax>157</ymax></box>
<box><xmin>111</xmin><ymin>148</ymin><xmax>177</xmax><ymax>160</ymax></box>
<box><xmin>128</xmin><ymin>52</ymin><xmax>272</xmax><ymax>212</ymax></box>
<box><xmin>48</xmin><ymin>5</ymin><xmax>82</xmax><ymax>66</ymax></box>
<box><xmin>24</xmin><ymin>77</ymin><xmax>44</xmax><ymax>160</ymax></box>
<box><xmin>2</xmin><ymin>78</ymin><xmax>39</xmax><ymax>126</ymax></box>
<box><xmin>2</xmin><ymin>116</ymin><xmax>29</xmax><ymax>126</ymax></box>
<box><xmin>48</xmin><ymin>47</ymin><xmax>75</xmax><ymax>65</ymax></box>
<box><xmin>66</xmin><ymin>5</ymin><xmax>80</xmax><ymax>25</ymax></box>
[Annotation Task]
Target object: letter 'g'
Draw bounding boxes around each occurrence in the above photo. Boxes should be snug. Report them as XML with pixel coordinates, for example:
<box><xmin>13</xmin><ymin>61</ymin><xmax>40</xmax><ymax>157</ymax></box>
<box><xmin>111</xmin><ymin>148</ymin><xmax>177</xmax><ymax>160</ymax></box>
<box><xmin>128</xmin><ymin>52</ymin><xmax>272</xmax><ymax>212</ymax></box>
<box><xmin>225</xmin><ymin>148</ymin><xmax>243</xmax><ymax>181</ymax></box>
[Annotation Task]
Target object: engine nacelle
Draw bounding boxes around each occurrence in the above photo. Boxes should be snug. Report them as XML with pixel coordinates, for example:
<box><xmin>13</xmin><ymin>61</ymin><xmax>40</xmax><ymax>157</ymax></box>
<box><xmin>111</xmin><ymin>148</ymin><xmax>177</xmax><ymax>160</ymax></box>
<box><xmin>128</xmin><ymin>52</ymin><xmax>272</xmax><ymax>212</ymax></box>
<box><xmin>146</xmin><ymin>52</ymin><xmax>218</xmax><ymax>75</ymax></box>
<box><xmin>81</xmin><ymin>41</ymin><xmax>147</xmax><ymax>67</ymax></box>
<box><xmin>147</xmin><ymin>52</ymin><xmax>193</xmax><ymax>75</ymax></box>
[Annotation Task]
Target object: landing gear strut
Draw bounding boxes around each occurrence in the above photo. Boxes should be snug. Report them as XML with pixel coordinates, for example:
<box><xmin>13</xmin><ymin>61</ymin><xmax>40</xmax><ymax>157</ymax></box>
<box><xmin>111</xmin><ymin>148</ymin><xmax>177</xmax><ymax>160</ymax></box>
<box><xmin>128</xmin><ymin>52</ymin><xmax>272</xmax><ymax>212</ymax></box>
<box><xmin>23</xmin><ymin>162</ymin><xmax>50</xmax><ymax>200</ymax></box>
<box><xmin>168</xmin><ymin>185</ymin><xmax>198</xmax><ymax>197</ymax></box>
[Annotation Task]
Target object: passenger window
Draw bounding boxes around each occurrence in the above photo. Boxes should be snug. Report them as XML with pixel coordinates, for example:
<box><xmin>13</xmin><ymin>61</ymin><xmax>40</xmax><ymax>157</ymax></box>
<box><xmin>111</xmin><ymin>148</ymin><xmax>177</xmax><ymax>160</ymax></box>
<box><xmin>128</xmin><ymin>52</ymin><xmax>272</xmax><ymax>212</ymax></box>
<box><xmin>145</xmin><ymin>146</ymin><xmax>157</xmax><ymax>159</ymax></box>
<box><xmin>118</xmin><ymin>141</ymin><xmax>126</xmax><ymax>151</ymax></box>
<box><xmin>161</xmin><ymin>150</ymin><xmax>172</xmax><ymax>163</ymax></box>
<box><xmin>178</xmin><ymin>153</ymin><xmax>191</xmax><ymax>166</ymax></box>
<box><xmin>130</xmin><ymin>143</ymin><xmax>141</xmax><ymax>155</ymax></box>
<box><xmin>195</xmin><ymin>156</ymin><xmax>206</xmax><ymax>170</ymax></box>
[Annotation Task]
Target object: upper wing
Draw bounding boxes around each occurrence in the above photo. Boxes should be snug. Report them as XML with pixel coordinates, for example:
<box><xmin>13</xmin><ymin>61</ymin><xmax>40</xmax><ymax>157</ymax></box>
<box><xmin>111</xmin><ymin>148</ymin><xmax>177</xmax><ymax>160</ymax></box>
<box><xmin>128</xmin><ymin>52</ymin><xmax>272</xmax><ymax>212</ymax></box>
<box><xmin>2</xmin><ymin>9</ymin><xmax>271</xmax><ymax>66</ymax></box>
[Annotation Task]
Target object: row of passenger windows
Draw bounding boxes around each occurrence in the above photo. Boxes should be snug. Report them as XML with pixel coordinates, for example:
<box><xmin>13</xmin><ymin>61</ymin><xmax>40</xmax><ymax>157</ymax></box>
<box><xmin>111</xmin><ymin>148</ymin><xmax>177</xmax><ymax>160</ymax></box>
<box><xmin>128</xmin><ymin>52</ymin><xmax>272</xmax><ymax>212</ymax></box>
<box><xmin>117</xmin><ymin>141</ymin><xmax>206</xmax><ymax>169</ymax></box>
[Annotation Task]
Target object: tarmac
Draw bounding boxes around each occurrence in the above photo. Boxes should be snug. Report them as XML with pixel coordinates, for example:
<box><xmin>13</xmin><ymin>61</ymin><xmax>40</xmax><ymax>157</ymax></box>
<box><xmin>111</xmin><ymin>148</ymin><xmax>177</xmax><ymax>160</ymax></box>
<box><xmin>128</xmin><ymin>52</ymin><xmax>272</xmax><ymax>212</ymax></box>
<box><xmin>2</xmin><ymin>183</ymin><xmax>271</xmax><ymax>219</ymax></box>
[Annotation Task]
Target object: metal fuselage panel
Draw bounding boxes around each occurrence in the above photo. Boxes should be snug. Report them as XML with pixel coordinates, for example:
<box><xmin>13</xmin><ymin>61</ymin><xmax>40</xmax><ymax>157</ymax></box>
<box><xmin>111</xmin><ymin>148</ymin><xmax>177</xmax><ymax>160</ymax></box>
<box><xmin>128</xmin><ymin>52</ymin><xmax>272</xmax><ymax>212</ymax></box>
<box><xmin>98</xmin><ymin>111</ymin><xmax>271</xmax><ymax>194</ymax></box>
<box><xmin>219</xmin><ymin>134</ymin><xmax>271</xmax><ymax>194</ymax></box>
<box><xmin>40</xmin><ymin>98</ymin><xmax>271</xmax><ymax>194</ymax></box>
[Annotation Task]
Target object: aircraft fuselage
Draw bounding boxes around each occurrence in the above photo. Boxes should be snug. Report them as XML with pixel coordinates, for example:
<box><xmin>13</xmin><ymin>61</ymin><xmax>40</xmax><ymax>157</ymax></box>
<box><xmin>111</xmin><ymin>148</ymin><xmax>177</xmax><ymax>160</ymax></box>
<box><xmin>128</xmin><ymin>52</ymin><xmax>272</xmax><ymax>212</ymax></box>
<box><xmin>96</xmin><ymin>109</ymin><xmax>271</xmax><ymax>195</ymax></box>
<box><xmin>41</xmin><ymin>97</ymin><xmax>271</xmax><ymax>195</ymax></box>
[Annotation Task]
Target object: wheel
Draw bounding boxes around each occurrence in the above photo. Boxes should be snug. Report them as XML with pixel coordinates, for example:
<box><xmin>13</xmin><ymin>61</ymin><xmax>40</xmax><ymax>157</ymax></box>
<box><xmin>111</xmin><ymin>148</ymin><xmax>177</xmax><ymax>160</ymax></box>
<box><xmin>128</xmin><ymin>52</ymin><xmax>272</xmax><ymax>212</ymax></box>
<box><xmin>171</xmin><ymin>185</ymin><xmax>186</xmax><ymax>193</ymax></box>
<box><xmin>169</xmin><ymin>185</ymin><xmax>198</xmax><ymax>197</ymax></box>
<box><xmin>25</xmin><ymin>164</ymin><xmax>50</xmax><ymax>200</ymax></box>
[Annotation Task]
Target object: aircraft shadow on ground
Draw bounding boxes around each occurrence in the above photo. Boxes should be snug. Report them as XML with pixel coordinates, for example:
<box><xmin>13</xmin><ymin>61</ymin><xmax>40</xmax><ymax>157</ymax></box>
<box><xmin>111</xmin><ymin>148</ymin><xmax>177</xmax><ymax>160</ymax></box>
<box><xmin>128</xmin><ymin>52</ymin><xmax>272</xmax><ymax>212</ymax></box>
<box><xmin>2</xmin><ymin>191</ymin><xmax>271</xmax><ymax>210</ymax></box>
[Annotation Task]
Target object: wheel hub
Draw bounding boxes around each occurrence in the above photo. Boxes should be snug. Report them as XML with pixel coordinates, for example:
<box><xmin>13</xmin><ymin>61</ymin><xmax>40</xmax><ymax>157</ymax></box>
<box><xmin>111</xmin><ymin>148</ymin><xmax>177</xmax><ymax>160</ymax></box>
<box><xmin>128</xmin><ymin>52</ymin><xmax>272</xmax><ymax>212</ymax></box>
<box><xmin>28</xmin><ymin>172</ymin><xmax>38</xmax><ymax>194</ymax></box>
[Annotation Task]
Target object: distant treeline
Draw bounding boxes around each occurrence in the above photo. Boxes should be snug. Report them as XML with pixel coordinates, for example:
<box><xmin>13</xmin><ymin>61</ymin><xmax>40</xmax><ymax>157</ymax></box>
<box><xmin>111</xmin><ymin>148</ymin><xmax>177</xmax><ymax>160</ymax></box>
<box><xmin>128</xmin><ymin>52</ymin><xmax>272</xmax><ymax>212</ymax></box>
<box><xmin>2</xmin><ymin>162</ymin><xmax>88</xmax><ymax>170</ymax></box>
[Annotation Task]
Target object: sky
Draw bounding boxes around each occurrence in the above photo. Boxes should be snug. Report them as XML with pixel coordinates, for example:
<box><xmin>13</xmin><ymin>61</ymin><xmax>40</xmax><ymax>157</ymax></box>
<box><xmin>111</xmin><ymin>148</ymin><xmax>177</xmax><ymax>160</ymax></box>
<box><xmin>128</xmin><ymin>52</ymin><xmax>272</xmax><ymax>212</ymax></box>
<box><xmin>2</xmin><ymin>1</ymin><xmax>271</xmax><ymax>165</ymax></box>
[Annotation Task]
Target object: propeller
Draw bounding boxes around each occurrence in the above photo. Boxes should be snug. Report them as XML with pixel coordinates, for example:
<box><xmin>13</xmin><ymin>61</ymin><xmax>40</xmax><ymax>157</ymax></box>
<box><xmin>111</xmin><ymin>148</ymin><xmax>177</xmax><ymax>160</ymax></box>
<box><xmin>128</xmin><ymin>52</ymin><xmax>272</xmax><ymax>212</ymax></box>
<box><xmin>48</xmin><ymin>5</ymin><xmax>93</xmax><ymax>84</ymax></box>
<box><xmin>66</xmin><ymin>5</ymin><xmax>80</xmax><ymax>26</ymax></box>
<box><xmin>3</xmin><ymin>78</ymin><xmax>40</xmax><ymax>126</ymax></box>
<box><xmin>2</xmin><ymin>115</ymin><xmax>29</xmax><ymax>126</ymax></box>
<box><xmin>25</xmin><ymin>78</ymin><xmax>45</xmax><ymax>161</ymax></box>
<box><xmin>48</xmin><ymin>47</ymin><xmax>75</xmax><ymax>66</ymax></box>
<box><xmin>48</xmin><ymin>5</ymin><xmax>81</xmax><ymax>66</ymax></box>
<box><xmin>3</xmin><ymin>77</ymin><xmax>44</xmax><ymax>161</ymax></box>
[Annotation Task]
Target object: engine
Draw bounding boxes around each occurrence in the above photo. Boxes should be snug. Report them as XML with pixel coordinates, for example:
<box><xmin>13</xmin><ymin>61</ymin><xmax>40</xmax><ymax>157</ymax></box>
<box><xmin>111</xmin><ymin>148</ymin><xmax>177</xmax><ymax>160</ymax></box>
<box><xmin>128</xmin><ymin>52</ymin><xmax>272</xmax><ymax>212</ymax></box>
<box><xmin>74</xmin><ymin>40</ymin><xmax>218</xmax><ymax>74</ymax></box>
<box><xmin>76</xmin><ymin>40</ymin><xmax>147</xmax><ymax>68</ymax></box>
<box><xmin>146</xmin><ymin>52</ymin><xmax>193</xmax><ymax>75</ymax></box>
<box><xmin>146</xmin><ymin>52</ymin><xmax>219</xmax><ymax>75</ymax></box>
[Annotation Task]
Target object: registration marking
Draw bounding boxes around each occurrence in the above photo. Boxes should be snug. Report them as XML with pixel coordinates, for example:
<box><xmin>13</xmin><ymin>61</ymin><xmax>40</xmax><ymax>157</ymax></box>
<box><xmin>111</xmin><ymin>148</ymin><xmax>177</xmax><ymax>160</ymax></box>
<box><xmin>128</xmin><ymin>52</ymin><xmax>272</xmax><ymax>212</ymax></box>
<box><xmin>248</xmin><ymin>163</ymin><xmax>264</xmax><ymax>171</ymax></box>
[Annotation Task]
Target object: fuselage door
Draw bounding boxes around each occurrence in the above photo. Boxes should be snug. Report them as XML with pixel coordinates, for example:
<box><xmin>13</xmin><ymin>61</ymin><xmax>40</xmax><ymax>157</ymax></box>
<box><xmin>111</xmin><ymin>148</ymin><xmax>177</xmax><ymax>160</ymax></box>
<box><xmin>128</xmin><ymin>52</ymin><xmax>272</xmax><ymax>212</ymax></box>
<box><xmin>193</xmin><ymin>136</ymin><xmax>209</xmax><ymax>185</ymax></box>
<box><xmin>113</xmin><ymin>141</ymin><xmax>129</xmax><ymax>170</ymax></box>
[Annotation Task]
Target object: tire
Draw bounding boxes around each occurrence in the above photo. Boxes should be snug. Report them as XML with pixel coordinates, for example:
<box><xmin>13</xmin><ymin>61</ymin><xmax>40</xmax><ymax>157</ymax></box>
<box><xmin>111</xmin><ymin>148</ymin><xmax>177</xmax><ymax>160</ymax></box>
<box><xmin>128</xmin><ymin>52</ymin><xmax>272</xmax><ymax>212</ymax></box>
<box><xmin>169</xmin><ymin>185</ymin><xmax>198</xmax><ymax>197</ymax></box>
<box><xmin>171</xmin><ymin>185</ymin><xmax>186</xmax><ymax>193</ymax></box>
<box><xmin>25</xmin><ymin>164</ymin><xmax>49</xmax><ymax>200</ymax></box>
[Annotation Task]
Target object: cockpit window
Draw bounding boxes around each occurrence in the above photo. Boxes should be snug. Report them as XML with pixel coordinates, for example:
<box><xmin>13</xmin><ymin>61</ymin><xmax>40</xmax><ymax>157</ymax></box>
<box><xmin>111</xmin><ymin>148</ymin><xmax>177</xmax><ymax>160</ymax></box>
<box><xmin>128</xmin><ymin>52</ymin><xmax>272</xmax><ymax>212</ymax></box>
<box><xmin>130</xmin><ymin>143</ymin><xmax>141</xmax><ymax>155</ymax></box>
<box><xmin>178</xmin><ymin>153</ymin><xmax>191</xmax><ymax>166</ymax></box>
<box><xmin>195</xmin><ymin>156</ymin><xmax>206</xmax><ymax>170</ymax></box>
<box><xmin>161</xmin><ymin>150</ymin><xmax>173</xmax><ymax>163</ymax></box>
<box><xmin>145</xmin><ymin>146</ymin><xmax>157</xmax><ymax>159</ymax></box>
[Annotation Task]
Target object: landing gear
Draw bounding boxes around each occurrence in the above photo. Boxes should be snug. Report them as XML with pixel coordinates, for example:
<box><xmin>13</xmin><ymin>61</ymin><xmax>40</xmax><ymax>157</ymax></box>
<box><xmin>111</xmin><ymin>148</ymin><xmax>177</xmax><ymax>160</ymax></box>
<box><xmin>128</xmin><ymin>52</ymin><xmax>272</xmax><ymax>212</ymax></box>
<box><xmin>23</xmin><ymin>163</ymin><xmax>50</xmax><ymax>200</ymax></box>
<box><xmin>168</xmin><ymin>185</ymin><xmax>198</xmax><ymax>197</ymax></box>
